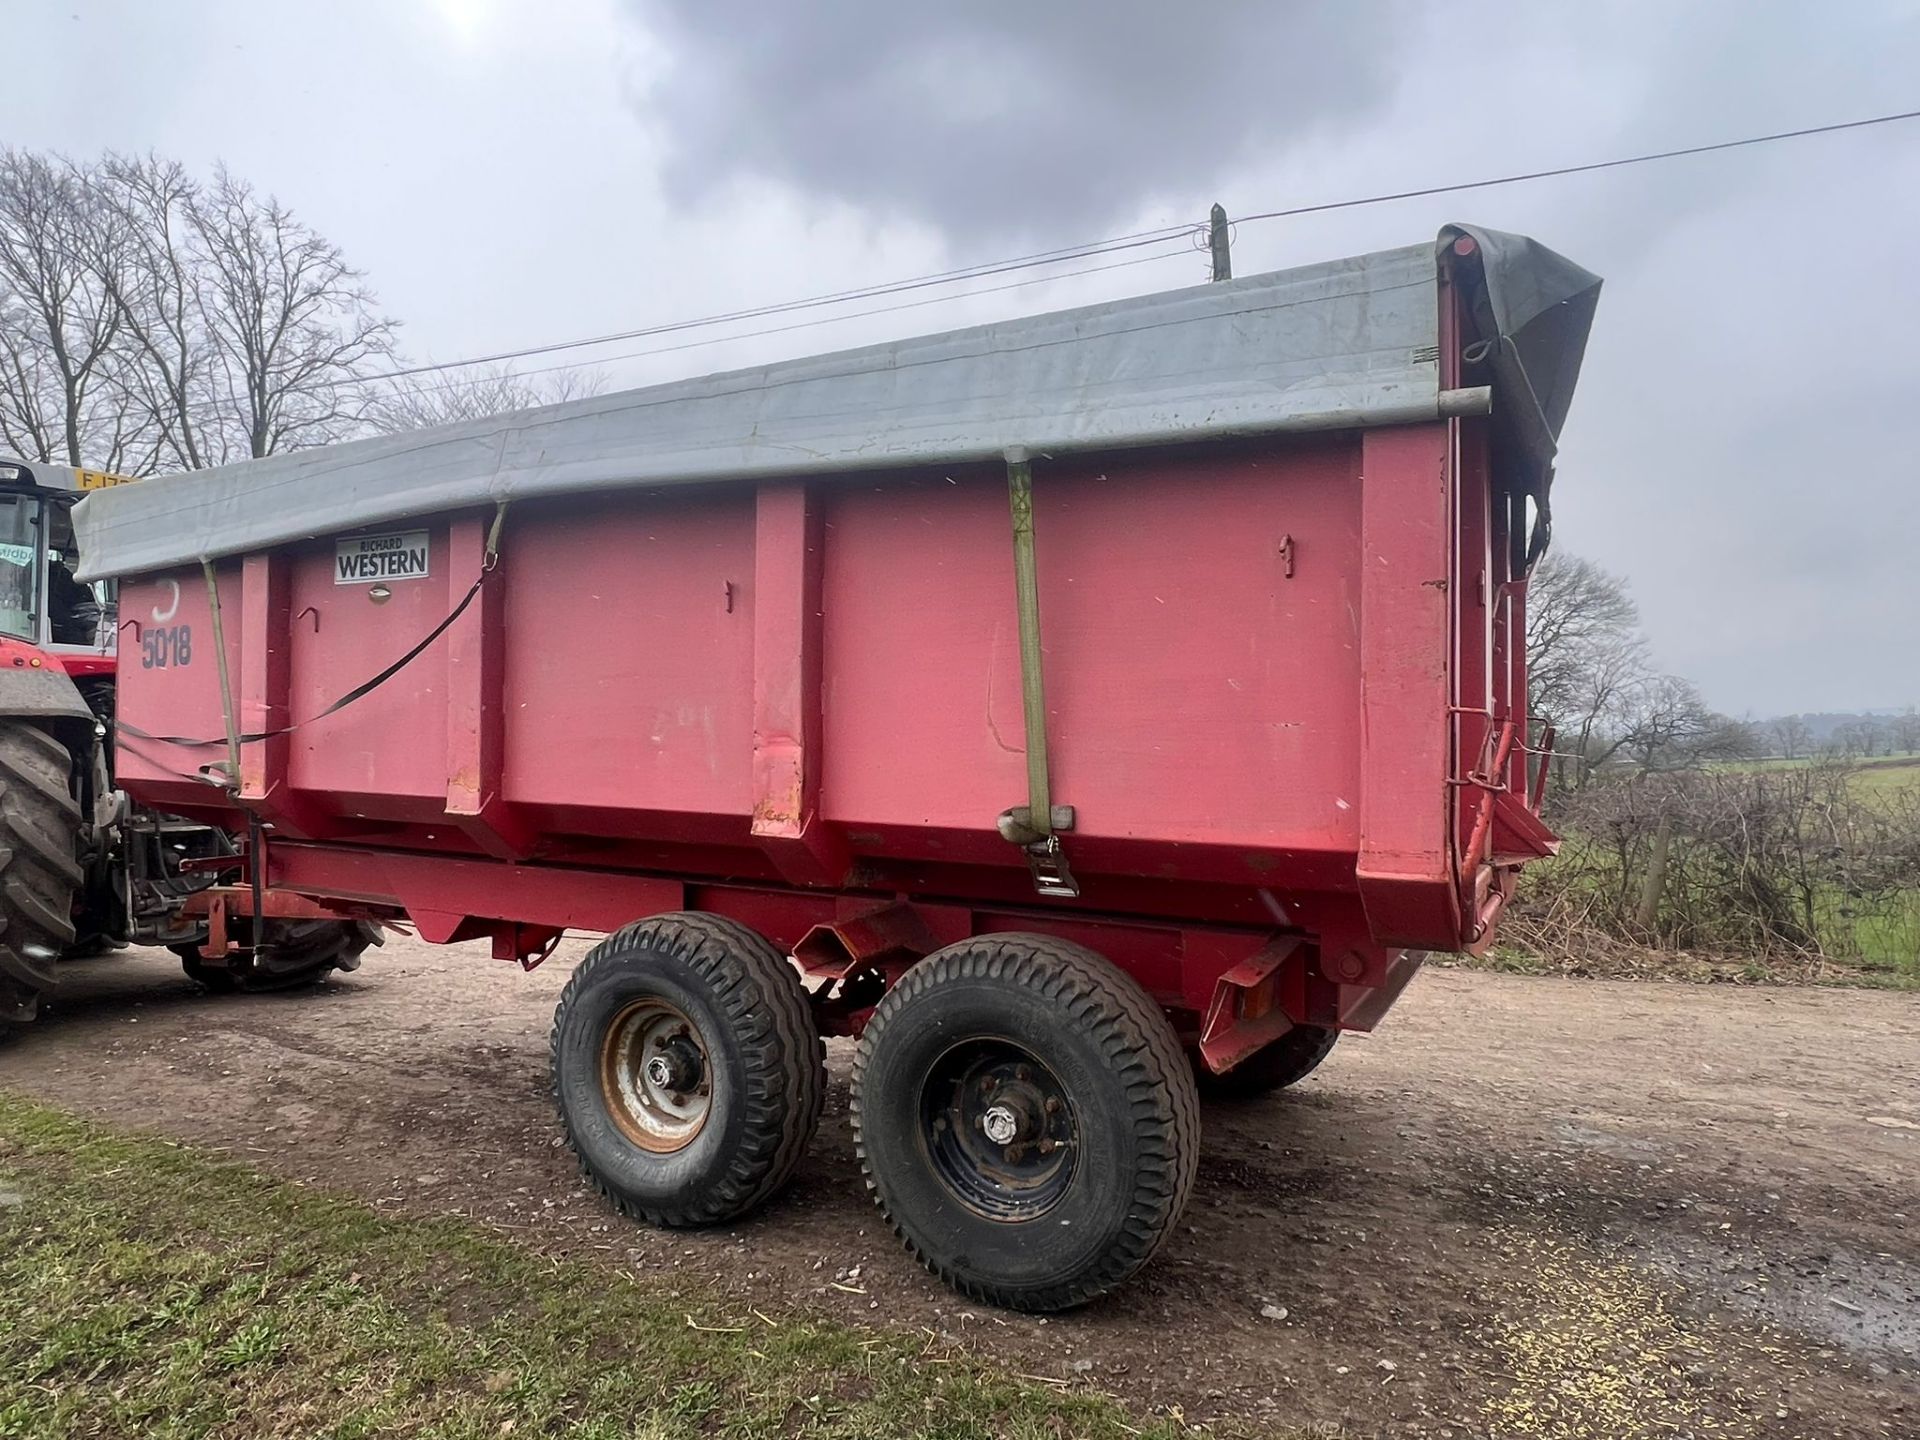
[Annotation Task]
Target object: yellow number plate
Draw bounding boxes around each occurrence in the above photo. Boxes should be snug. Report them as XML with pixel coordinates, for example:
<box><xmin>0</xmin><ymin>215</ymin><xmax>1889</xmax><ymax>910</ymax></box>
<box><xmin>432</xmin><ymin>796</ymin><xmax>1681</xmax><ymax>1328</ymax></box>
<box><xmin>75</xmin><ymin>468</ymin><xmax>139</xmax><ymax>489</ymax></box>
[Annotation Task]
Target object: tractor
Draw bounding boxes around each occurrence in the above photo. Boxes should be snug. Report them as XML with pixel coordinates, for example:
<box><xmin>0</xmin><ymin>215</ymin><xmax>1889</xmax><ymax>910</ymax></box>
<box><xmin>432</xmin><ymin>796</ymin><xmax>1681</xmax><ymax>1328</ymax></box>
<box><xmin>0</xmin><ymin>454</ymin><xmax>376</xmax><ymax>1033</ymax></box>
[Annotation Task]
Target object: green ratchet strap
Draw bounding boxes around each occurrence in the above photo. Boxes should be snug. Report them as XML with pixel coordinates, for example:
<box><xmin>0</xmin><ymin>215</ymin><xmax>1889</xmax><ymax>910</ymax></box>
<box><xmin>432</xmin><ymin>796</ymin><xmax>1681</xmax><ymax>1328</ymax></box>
<box><xmin>1008</xmin><ymin>452</ymin><xmax>1052</xmax><ymax>837</ymax></box>
<box><xmin>998</xmin><ymin>448</ymin><xmax>1077</xmax><ymax>898</ymax></box>
<box><xmin>201</xmin><ymin>558</ymin><xmax>242</xmax><ymax>790</ymax></box>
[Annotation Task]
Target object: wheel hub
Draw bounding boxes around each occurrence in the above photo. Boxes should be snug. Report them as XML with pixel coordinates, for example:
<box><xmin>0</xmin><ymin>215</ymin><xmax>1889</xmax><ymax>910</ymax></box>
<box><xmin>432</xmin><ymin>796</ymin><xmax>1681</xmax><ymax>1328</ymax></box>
<box><xmin>644</xmin><ymin>1035</ymin><xmax>704</xmax><ymax>1095</ymax></box>
<box><xmin>980</xmin><ymin>1103</ymin><xmax>1020</xmax><ymax>1145</ymax></box>
<box><xmin>921</xmin><ymin>1041</ymin><xmax>1077</xmax><ymax>1221</ymax></box>
<box><xmin>599</xmin><ymin>999</ymin><xmax>713</xmax><ymax>1153</ymax></box>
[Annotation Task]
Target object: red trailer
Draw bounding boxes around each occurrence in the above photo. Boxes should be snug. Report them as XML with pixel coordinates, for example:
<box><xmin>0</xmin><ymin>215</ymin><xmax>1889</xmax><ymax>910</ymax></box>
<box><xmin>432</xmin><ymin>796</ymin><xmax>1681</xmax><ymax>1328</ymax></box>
<box><xmin>76</xmin><ymin>225</ymin><xmax>1599</xmax><ymax>1310</ymax></box>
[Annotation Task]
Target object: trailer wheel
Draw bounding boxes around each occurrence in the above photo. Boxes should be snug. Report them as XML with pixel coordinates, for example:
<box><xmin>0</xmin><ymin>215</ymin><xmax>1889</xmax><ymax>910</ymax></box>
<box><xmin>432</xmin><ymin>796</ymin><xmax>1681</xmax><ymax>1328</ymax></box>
<box><xmin>174</xmin><ymin>920</ymin><xmax>382</xmax><ymax>994</ymax></box>
<box><xmin>0</xmin><ymin>721</ymin><xmax>82</xmax><ymax>1030</ymax></box>
<box><xmin>552</xmin><ymin>913</ymin><xmax>824</xmax><ymax>1228</ymax></box>
<box><xmin>853</xmin><ymin>934</ymin><xmax>1200</xmax><ymax>1312</ymax></box>
<box><xmin>1193</xmin><ymin>1025</ymin><xmax>1339</xmax><ymax>1099</ymax></box>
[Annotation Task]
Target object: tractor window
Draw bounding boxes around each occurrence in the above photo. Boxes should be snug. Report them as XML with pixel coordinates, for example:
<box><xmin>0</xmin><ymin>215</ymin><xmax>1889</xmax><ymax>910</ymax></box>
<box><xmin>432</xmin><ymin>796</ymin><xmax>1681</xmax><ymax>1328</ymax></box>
<box><xmin>0</xmin><ymin>493</ymin><xmax>42</xmax><ymax>643</ymax></box>
<box><xmin>45</xmin><ymin>500</ymin><xmax>103</xmax><ymax>647</ymax></box>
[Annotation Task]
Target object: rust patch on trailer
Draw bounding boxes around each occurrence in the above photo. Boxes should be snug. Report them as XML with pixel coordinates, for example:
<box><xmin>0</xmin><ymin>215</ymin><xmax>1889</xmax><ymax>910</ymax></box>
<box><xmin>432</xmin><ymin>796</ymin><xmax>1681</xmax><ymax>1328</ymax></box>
<box><xmin>750</xmin><ymin>742</ymin><xmax>807</xmax><ymax>838</ymax></box>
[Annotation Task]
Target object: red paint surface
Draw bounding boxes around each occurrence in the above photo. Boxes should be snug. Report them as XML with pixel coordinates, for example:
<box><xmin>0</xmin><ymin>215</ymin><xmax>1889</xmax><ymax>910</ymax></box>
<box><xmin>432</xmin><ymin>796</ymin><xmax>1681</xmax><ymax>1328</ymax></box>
<box><xmin>501</xmin><ymin>492</ymin><xmax>757</xmax><ymax>821</ymax></box>
<box><xmin>818</xmin><ymin>443</ymin><xmax>1365</xmax><ymax>862</ymax></box>
<box><xmin>54</xmin><ymin>653</ymin><xmax>116</xmax><ymax>678</ymax></box>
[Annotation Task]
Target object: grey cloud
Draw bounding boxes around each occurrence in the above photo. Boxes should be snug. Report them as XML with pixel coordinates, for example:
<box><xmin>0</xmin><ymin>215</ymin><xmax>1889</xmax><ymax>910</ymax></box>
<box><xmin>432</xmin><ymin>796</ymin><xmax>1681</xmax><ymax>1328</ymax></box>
<box><xmin>627</xmin><ymin>0</ymin><xmax>1410</xmax><ymax>241</ymax></box>
<box><xmin>9</xmin><ymin>0</ymin><xmax>1912</xmax><ymax>716</ymax></box>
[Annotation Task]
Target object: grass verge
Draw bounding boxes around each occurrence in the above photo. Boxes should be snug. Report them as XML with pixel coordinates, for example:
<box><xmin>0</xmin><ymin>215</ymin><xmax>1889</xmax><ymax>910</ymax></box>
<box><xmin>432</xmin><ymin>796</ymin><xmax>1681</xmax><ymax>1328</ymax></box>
<box><xmin>0</xmin><ymin>1096</ymin><xmax>1193</xmax><ymax>1440</ymax></box>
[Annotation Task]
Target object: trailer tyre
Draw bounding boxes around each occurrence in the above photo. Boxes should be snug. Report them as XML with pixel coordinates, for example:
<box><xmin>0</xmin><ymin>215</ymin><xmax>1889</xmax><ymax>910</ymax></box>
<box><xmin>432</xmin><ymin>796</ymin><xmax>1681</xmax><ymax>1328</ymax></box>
<box><xmin>0</xmin><ymin>722</ymin><xmax>82</xmax><ymax>1030</ymax></box>
<box><xmin>552</xmin><ymin>913</ymin><xmax>824</xmax><ymax>1228</ymax></box>
<box><xmin>854</xmin><ymin>934</ymin><xmax>1200</xmax><ymax>1312</ymax></box>
<box><xmin>1192</xmin><ymin>1025</ymin><xmax>1338</xmax><ymax>1099</ymax></box>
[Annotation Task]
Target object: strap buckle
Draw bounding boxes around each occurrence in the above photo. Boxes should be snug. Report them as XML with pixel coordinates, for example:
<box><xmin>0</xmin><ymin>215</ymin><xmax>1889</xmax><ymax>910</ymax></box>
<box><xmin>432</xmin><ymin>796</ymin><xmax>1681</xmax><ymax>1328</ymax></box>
<box><xmin>1023</xmin><ymin>834</ymin><xmax>1080</xmax><ymax>898</ymax></box>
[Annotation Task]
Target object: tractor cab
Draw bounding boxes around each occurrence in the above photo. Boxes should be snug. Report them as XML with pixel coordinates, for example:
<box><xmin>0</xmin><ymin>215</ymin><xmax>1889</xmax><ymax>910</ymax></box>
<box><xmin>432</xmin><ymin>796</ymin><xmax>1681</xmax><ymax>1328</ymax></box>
<box><xmin>0</xmin><ymin>456</ymin><xmax>130</xmax><ymax>670</ymax></box>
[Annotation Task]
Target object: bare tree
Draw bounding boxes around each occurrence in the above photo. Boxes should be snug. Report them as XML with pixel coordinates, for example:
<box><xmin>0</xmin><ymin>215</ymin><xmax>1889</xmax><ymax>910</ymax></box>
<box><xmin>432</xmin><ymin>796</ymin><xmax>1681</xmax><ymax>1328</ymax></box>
<box><xmin>1863</xmin><ymin>721</ymin><xmax>1885</xmax><ymax>758</ymax></box>
<box><xmin>368</xmin><ymin>363</ymin><xmax>604</xmax><ymax>435</ymax></box>
<box><xmin>0</xmin><ymin>150</ymin><xmax>129</xmax><ymax>466</ymax></box>
<box><xmin>84</xmin><ymin>155</ymin><xmax>399</xmax><ymax>470</ymax></box>
<box><xmin>1525</xmin><ymin>553</ymin><xmax>1759</xmax><ymax>789</ymax></box>
<box><xmin>1551</xmin><ymin>632</ymin><xmax>1647</xmax><ymax>788</ymax></box>
<box><xmin>1526</xmin><ymin>552</ymin><xmax>1654</xmax><ymax>790</ymax></box>
<box><xmin>88</xmin><ymin>153</ymin><xmax>212</xmax><ymax>472</ymax></box>
<box><xmin>1543</xmin><ymin>672</ymin><xmax>1758</xmax><ymax>799</ymax></box>
<box><xmin>1770</xmin><ymin>714</ymin><xmax>1814</xmax><ymax>761</ymax></box>
<box><xmin>1890</xmin><ymin>707</ymin><xmax>1920</xmax><ymax>756</ymax></box>
<box><xmin>1610</xmin><ymin>675</ymin><xmax>1756</xmax><ymax>774</ymax></box>
<box><xmin>1832</xmin><ymin>720</ymin><xmax>1863</xmax><ymax>759</ymax></box>
<box><xmin>191</xmin><ymin>167</ymin><xmax>397</xmax><ymax>460</ymax></box>
<box><xmin>1832</xmin><ymin>718</ymin><xmax>1888</xmax><ymax>759</ymax></box>
<box><xmin>1528</xmin><ymin>552</ymin><xmax>1640</xmax><ymax>723</ymax></box>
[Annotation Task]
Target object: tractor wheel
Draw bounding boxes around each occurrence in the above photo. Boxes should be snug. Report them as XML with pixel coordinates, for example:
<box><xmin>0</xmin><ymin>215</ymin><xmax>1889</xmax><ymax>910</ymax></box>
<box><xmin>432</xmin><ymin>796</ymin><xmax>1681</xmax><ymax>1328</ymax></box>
<box><xmin>552</xmin><ymin>913</ymin><xmax>824</xmax><ymax>1228</ymax></box>
<box><xmin>67</xmin><ymin>856</ymin><xmax>126</xmax><ymax>959</ymax></box>
<box><xmin>0</xmin><ymin>721</ymin><xmax>82</xmax><ymax>1032</ymax></box>
<box><xmin>176</xmin><ymin>919</ymin><xmax>382</xmax><ymax>994</ymax></box>
<box><xmin>853</xmin><ymin>934</ymin><xmax>1201</xmax><ymax>1312</ymax></box>
<box><xmin>1193</xmin><ymin>1025</ymin><xmax>1339</xmax><ymax>1100</ymax></box>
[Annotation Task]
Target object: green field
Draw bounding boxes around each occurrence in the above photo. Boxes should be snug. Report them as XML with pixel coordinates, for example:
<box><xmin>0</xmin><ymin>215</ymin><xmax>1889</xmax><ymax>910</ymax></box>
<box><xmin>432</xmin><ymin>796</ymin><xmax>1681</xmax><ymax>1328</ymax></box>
<box><xmin>0</xmin><ymin>1100</ymin><xmax>1193</xmax><ymax>1440</ymax></box>
<box><xmin>1719</xmin><ymin>752</ymin><xmax>1920</xmax><ymax>795</ymax></box>
<box><xmin>1845</xmin><ymin>755</ymin><xmax>1920</xmax><ymax>798</ymax></box>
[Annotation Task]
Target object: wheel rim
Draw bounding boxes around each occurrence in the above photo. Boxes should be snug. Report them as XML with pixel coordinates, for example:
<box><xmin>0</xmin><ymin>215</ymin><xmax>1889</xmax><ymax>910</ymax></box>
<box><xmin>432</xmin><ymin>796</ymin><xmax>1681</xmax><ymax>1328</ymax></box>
<box><xmin>599</xmin><ymin>998</ymin><xmax>712</xmax><ymax>1153</ymax></box>
<box><xmin>919</xmin><ymin>1038</ymin><xmax>1077</xmax><ymax>1221</ymax></box>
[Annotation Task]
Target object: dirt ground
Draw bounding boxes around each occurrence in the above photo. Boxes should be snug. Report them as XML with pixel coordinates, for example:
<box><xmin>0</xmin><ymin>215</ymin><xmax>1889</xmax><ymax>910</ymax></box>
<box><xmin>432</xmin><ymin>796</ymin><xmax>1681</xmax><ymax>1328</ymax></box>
<box><xmin>4</xmin><ymin>938</ymin><xmax>1915</xmax><ymax>1439</ymax></box>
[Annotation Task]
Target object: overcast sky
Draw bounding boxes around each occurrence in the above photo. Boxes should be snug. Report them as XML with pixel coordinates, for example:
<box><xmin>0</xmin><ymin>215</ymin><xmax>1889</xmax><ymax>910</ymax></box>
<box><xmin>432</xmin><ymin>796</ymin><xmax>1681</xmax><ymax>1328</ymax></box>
<box><xmin>5</xmin><ymin>0</ymin><xmax>1916</xmax><ymax>717</ymax></box>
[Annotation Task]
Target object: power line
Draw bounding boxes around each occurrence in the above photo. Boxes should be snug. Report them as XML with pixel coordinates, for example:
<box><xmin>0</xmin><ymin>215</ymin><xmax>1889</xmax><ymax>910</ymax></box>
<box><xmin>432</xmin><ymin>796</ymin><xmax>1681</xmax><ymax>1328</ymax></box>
<box><xmin>389</xmin><ymin>243</ymin><xmax>1199</xmax><ymax>399</ymax></box>
<box><xmin>362</xmin><ymin>223</ymin><xmax>1198</xmax><ymax>384</ymax></box>
<box><xmin>1236</xmin><ymin>107</ymin><xmax>1920</xmax><ymax>225</ymax></box>
<box><xmin>384</xmin><ymin>106</ymin><xmax>1920</xmax><ymax>391</ymax></box>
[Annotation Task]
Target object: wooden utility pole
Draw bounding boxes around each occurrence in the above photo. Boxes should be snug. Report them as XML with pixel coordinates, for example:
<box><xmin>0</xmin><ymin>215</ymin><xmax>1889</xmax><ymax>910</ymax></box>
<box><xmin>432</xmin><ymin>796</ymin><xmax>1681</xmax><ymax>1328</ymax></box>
<box><xmin>1208</xmin><ymin>203</ymin><xmax>1232</xmax><ymax>282</ymax></box>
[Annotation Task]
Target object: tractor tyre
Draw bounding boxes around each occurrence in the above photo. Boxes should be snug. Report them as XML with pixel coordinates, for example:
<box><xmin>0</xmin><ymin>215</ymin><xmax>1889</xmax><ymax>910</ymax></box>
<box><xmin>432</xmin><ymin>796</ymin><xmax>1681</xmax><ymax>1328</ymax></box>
<box><xmin>853</xmin><ymin>934</ymin><xmax>1201</xmax><ymax>1312</ymax></box>
<box><xmin>176</xmin><ymin>919</ymin><xmax>382</xmax><ymax>994</ymax></box>
<box><xmin>1193</xmin><ymin>1025</ymin><xmax>1339</xmax><ymax>1100</ymax></box>
<box><xmin>0</xmin><ymin>721</ymin><xmax>82</xmax><ymax>1032</ymax></box>
<box><xmin>552</xmin><ymin>913</ymin><xmax>825</xmax><ymax>1228</ymax></box>
<box><xmin>67</xmin><ymin>857</ymin><xmax>126</xmax><ymax>958</ymax></box>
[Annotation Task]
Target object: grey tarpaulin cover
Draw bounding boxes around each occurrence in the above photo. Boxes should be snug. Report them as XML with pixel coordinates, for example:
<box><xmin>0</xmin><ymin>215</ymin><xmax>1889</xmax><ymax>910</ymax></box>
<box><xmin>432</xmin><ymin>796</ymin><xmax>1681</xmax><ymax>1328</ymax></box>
<box><xmin>74</xmin><ymin>226</ymin><xmax>1599</xmax><ymax>581</ymax></box>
